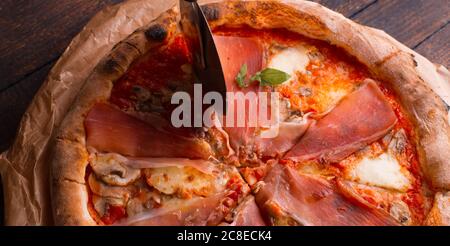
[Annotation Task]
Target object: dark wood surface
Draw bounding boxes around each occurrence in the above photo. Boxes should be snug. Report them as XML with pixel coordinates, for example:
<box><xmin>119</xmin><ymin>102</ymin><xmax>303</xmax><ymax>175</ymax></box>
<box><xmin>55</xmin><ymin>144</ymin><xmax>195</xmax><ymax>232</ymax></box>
<box><xmin>0</xmin><ymin>0</ymin><xmax>448</xmax><ymax>224</ymax></box>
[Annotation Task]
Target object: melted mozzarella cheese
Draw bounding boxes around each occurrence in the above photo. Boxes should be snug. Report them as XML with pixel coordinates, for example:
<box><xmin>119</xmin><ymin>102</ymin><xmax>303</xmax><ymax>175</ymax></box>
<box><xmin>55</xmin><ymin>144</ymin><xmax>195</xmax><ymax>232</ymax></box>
<box><xmin>145</xmin><ymin>166</ymin><xmax>226</xmax><ymax>198</ymax></box>
<box><xmin>268</xmin><ymin>46</ymin><xmax>310</xmax><ymax>82</ymax></box>
<box><xmin>326</xmin><ymin>89</ymin><xmax>351</xmax><ymax>107</ymax></box>
<box><xmin>348</xmin><ymin>153</ymin><xmax>411</xmax><ymax>192</ymax></box>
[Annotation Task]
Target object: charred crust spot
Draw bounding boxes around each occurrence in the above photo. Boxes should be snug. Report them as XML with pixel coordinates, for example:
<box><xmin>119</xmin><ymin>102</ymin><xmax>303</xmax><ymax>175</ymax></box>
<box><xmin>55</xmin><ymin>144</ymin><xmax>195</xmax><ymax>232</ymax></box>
<box><xmin>102</xmin><ymin>58</ymin><xmax>120</xmax><ymax>74</ymax></box>
<box><xmin>102</xmin><ymin>55</ymin><xmax>124</xmax><ymax>74</ymax></box>
<box><xmin>145</xmin><ymin>24</ymin><xmax>167</xmax><ymax>42</ymax></box>
<box><xmin>201</xmin><ymin>5</ymin><xmax>220</xmax><ymax>21</ymax></box>
<box><xmin>124</xmin><ymin>41</ymin><xmax>142</xmax><ymax>55</ymax></box>
<box><xmin>101</xmin><ymin>43</ymin><xmax>140</xmax><ymax>75</ymax></box>
<box><xmin>104</xmin><ymin>53</ymin><xmax>126</xmax><ymax>74</ymax></box>
<box><xmin>411</xmin><ymin>54</ymin><xmax>418</xmax><ymax>67</ymax></box>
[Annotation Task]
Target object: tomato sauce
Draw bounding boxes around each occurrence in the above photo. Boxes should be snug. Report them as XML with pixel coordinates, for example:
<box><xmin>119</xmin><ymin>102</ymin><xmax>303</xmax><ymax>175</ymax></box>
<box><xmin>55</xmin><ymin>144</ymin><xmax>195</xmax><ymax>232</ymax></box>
<box><xmin>101</xmin><ymin>205</ymin><xmax>127</xmax><ymax>225</ymax></box>
<box><xmin>110</xmin><ymin>35</ymin><xmax>192</xmax><ymax>110</ymax></box>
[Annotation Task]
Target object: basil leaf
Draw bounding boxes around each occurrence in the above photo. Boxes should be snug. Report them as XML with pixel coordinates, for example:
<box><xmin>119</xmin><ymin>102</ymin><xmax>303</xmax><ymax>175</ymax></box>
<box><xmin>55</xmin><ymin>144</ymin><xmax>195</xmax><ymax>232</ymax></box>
<box><xmin>259</xmin><ymin>68</ymin><xmax>291</xmax><ymax>86</ymax></box>
<box><xmin>235</xmin><ymin>63</ymin><xmax>248</xmax><ymax>88</ymax></box>
<box><xmin>236</xmin><ymin>66</ymin><xmax>290</xmax><ymax>88</ymax></box>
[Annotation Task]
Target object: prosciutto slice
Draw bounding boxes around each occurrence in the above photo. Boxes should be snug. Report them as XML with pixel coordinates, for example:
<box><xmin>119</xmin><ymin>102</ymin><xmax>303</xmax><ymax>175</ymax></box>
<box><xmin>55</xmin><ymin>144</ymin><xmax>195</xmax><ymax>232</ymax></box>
<box><xmin>226</xmin><ymin>196</ymin><xmax>266</xmax><ymax>226</ymax></box>
<box><xmin>285</xmin><ymin>81</ymin><xmax>397</xmax><ymax>163</ymax></box>
<box><xmin>256</xmin><ymin>119</ymin><xmax>312</xmax><ymax>158</ymax></box>
<box><xmin>85</xmin><ymin>103</ymin><xmax>212</xmax><ymax>159</ymax></box>
<box><xmin>117</xmin><ymin>192</ymin><xmax>226</xmax><ymax>226</ymax></box>
<box><xmin>214</xmin><ymin>35</ymin><xmax>308</xmax><ymax>158</ymax></box>
<box><xmin>214</xmin><ymin>35</ymin><xmax>263</xmax><ymax>151</ymax></box>
<box><xmin>255</xmin><ymin>164</ymin><xmax>400</xmax><ymax>226</ymax></box>
<box><xmin>214</xmin><ymin>35</ymin><xmax>264</xmax><ymax>93</ymax></box>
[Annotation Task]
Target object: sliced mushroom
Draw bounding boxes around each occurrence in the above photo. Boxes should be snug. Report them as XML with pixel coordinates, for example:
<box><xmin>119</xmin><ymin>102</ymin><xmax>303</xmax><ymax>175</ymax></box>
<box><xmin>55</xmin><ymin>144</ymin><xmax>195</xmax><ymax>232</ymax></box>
<box><xmin>90</xmin><ymin>153</ymin><xmax>141</xmax><ymax>186</ymax></box>
<box><xmin>92</xmin><ymin>195</ymin><xmax>126</xmax><ymax>217</ymax></box>
<box><xmin>389</xmin><ymin>200</ymin><xmax>412</xmax><ymax>225</ymax></box>
<box><xmin>126</xmin><ymin>190</ymin><xmax>162</xmax><ymax>217</ymax></box>
<box><xmin>388</xmin><ymin>129</ymin><xmax>408</xmax><ymax>154</ymax></box>
<box><xmin>88</xmin><ymin>173</ymin><xmax>134</xmax><ymax>201</ymax></box>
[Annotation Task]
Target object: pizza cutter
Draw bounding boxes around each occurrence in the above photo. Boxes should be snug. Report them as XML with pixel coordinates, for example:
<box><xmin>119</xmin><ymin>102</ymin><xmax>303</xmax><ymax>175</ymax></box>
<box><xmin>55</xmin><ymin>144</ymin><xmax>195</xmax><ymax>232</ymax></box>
<box><xmin>179</xmin><ymin>0</ymin><xmax>227</xmax><ymax>114</ymax></box>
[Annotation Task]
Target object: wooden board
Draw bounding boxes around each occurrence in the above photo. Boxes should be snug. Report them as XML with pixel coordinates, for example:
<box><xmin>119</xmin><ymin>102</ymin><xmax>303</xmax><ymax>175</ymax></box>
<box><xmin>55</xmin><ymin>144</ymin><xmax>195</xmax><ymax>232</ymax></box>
<box><xmin>0</xmin><ymin>63</ymin><xmax>53</xmax><ymax>152</ymax></box>
<box><xmin>0</xmin><ymin>0</ymin><xmax>123</xmax><ymax>91</ymax></box>
<box><xmin>312</xmin><ymin>0</ymin><xmax>375</xmax><ymax>17</ymax></box>
<box><xmin>415</xmin><ymin>23</ymin><xmax>449</xmax><ymax>68</ymax></box>
<box><xmin>353</xmin><ymin>0</ymin><xmax>449</xmax><ymax>48</ymax></box>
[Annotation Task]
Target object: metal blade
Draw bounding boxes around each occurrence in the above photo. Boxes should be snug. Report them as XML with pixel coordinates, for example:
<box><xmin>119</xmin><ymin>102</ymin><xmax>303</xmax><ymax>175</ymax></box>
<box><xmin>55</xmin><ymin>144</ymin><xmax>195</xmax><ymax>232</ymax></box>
<box><xmin>179</xmin><ymin>0</ymin><xmax>227</xmax><ymax>114</ymax></box>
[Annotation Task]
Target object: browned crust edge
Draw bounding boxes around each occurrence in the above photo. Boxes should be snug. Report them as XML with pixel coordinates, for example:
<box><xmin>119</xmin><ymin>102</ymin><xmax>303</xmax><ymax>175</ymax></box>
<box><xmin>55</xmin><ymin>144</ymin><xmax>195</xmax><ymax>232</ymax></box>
<box><xmin>52</xmin><ymin>0</ymin><xmax>450</xmax><ymax>225</ymax></box>
<box><xmin>50</xmin><ymin>8</ymin><xmax>178</xmax><ymax>226</ymax></box>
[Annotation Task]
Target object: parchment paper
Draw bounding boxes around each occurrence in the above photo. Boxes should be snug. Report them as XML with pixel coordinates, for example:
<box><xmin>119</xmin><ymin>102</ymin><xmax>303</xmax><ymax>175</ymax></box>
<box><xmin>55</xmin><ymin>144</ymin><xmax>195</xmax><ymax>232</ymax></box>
<box><xmin>0</xmin><ymin>0</ymin><xmax>448</xmax><ymax>225</ymax></box>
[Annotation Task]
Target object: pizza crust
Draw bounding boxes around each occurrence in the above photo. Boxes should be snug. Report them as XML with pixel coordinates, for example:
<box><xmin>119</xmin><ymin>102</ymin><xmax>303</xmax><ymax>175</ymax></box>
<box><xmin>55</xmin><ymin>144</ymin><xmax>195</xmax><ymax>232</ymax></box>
<box><xmin>51</xmin><ymin>179</ymin><xmax>97</xmax><ymax>226</ymax></box>
<box><xmin>51</xmin><ymin>0</ymin><xmax>449</xmax><ymax>225</ymax></box>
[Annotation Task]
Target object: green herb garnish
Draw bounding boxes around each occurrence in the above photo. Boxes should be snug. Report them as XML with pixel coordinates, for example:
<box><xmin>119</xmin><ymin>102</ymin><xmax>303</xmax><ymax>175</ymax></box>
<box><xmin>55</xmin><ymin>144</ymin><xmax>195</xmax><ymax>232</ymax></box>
<box><xmin>251</xmin><ymin>68</ymin><xmax>291</xmax><ymax>86</ymax></box>
<box><xmin>235</xmin><ymin>63</ymin><xmax>248</xmax><ymax>88</ymax></box>
<box><xmin>235</xmin><ymin>64</ymin><xmax>291</xmax><ymax>88</ymax></box>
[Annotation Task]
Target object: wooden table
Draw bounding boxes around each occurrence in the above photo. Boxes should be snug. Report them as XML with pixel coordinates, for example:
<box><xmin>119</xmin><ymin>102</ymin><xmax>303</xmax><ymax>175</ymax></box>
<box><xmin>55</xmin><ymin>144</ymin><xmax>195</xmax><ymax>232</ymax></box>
<box><xmin>0</xmin><ymin>0</ymin><xmax>448</xmax><ymax>224</ymax></box>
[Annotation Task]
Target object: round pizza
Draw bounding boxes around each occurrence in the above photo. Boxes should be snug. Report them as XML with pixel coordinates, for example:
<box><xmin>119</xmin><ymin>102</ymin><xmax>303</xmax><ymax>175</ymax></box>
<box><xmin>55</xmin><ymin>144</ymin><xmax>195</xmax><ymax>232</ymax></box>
<box><xmin>50</xmin><ymin>0</ymin><xmax>450</xmax><ymax>226</ymax></box>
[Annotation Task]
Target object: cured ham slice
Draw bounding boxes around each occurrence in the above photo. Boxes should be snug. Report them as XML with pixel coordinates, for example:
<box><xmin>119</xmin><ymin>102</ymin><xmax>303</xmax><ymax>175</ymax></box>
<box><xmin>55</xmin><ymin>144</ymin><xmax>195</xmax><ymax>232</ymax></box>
<box><xmin>256</xmin><ymin>119</ymin><xmax>312</xmax><ymax>158</ymax></box>
<box><xmin>215</xmin><ymin>35</ymin><xmax>306</xmax><ymax>159</ymax></box>
<box><xmin>255</xmin><ymin>164</ymin><xmax>400</xmax><ymax>226</ymax></box>
<box><xmin>117</xmin><ymin>192</ymin><xmax>226</xmax><ymax>226</ymax></box>
<box><xmin>214</xmin><ymin>35</ymin><xmax>264</xmax><ymax>92</ymax></box>
<box><xmin>285</xmin><ymin>81</ymin><xmax>397</xmax><ymax>163</ymax></box>
<box><xmin>214</xmin><ymin>35</ymin><xmax>263</xmax><ymax>154</ymax></box>
<box><xmin>85</xmin><ymin>103</ymin><xmax>212</xmax><ymax>159</ymax></box>
<box><xmin>226</xmin><ymin>196</ymin><xmax>266</xmax><ymax>226</ymax></box>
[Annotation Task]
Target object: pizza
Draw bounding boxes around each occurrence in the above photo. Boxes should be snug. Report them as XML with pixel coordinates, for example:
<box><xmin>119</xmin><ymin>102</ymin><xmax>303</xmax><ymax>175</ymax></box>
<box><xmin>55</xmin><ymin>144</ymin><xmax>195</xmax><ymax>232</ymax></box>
<box><xmin>50</xmin><ymin>0</ymin><xmax>450</xmax><ymax>226</ymax></box>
